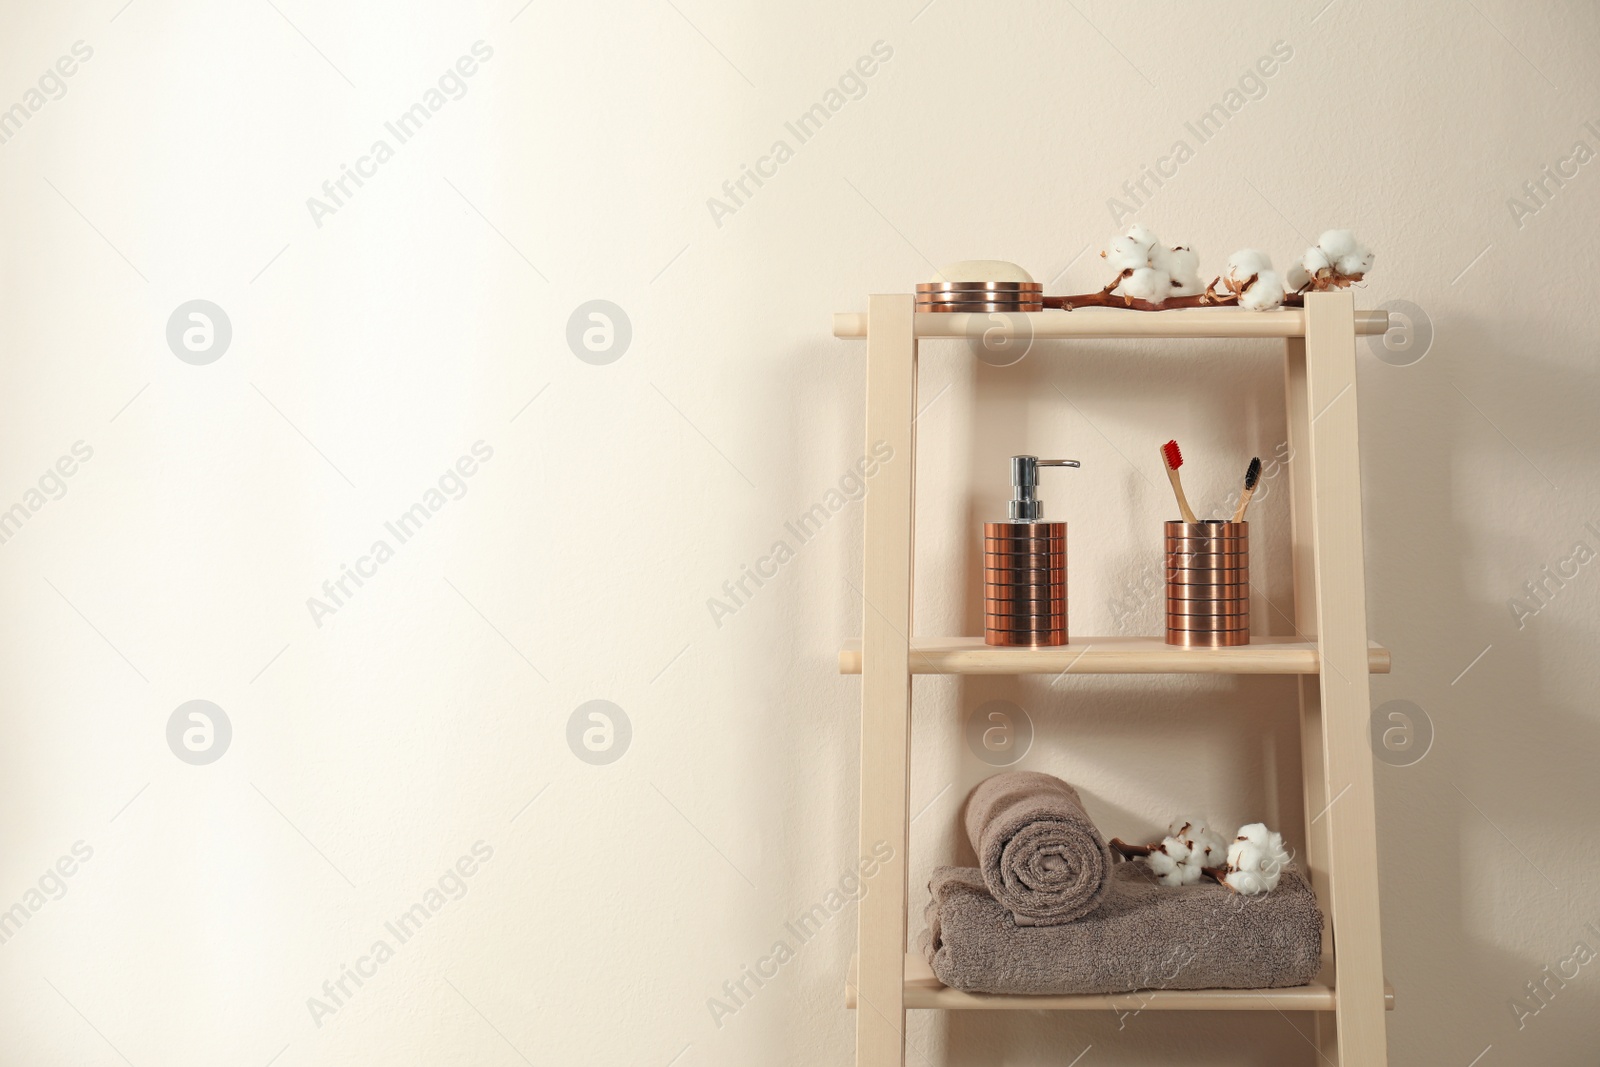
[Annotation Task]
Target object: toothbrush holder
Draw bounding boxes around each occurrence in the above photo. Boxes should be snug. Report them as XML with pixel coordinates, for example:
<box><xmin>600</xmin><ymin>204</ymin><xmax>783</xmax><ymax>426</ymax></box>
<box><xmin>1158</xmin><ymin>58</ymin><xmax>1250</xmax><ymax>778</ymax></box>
<box><xmin>1164</xmin><ymin>520</ymin><xmax>1249</xmax><ymax>647</ymax></box>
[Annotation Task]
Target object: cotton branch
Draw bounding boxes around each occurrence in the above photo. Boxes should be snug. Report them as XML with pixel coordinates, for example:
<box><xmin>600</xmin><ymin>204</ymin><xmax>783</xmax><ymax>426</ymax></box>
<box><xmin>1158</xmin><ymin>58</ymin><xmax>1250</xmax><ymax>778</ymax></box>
<box><xmin>1050</xmin><ymin>225</ymin><xmax>1375</xmax><ymax>312</ymax></box>
<box><xmin>1111</xmin><ymin>817</ymin><xmax>1229</xmax><ymax>887</ymax></box>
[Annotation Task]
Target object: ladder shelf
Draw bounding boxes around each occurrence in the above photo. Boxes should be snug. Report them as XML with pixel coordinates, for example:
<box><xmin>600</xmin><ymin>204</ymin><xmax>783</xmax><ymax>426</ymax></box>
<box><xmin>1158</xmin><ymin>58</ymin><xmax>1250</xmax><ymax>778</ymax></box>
<box><xmin>840</xmin><ymin>293</ymin><xmax>1392</xmax><ymax>1066</ymax></box>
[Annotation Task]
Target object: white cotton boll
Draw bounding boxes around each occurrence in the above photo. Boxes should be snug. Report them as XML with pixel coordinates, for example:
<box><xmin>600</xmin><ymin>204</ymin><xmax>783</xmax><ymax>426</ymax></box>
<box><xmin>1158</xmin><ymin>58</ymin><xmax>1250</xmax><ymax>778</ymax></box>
<box><xmin>1124</xmin><ymin>223</ymin><xmax>1161</xmax><ymax>251</ymax></box>
<box><xmin>1336</xmin><ymin>247</ymin><xmax>1374</xmax><ymax>276</ymax></box>
<box><xmin>1225</xmin><ymin>869</ymin><xmax>1267</xmax><ymax>894</ymax></box>
<box><xmin>1224</xmin><ymin>824</ymin><xmax>1293</xmax><ymax>894</ymax></box>
<box><xmin>1146</xmin><ymin>848</ymin><xmax>1180</xmax><ymax>886</ymax></box>
<box><xmin>1166</xmin><ymin>248</ymin><xmax>1204</xmax><ymax>296</ymax></box>
<box><xmin>1164</xmin><ymin>246</ymin><xmax>1199</xmax><ymax>275</ymax></box>
<box><xmin>1146</xmin><ymin>817</ymin><xmax>1234</xmax><ymax>888</ymax></box>
<box><xmin>1234</xmin><ymin>823</ymin><xmax>1270</xmax><ymax>848</ymax></box>
<box><xmin>1227</xmin><ymin>838</ymin><xmax>1263</xmax><ymax>874</ymax></box>
<box><xmin>1167</xmin><ymin>817</ymin><xmax>1223</xmax><ymax>864</ymax></box>
<box><xmin>1103</xmin><ymin>234</ymin><xmax>1152</xmax><ymax>272</ymax></box>
<box><xmin>1285</xmin><ymin>263</ymin><xmax>1311</xmax><ymax>292</ymax></box>
<box><xmin>1226</xmin><ymin>249</ymin><xmax>1272</xmax><ymax>284</ymax></box>
<box><xmin>1169</xmin><ymin>816</ymin><xmax>1209</xmax><ymax>846</ymax></box>
<box><xmin>1299</xmin><ymin>233</ymin><xmax>1373</xmax><ymax>285</ymax></box>
<box><xmin>1191</xmin><ymin>827</ymin><xmax>1226</xmax><ymax>867</ymax></box>
<box><xmin>1121</xmin><ymin>267</ymin><xmax>1172</xmax><ymax>303</ymax></box>
<box><xmin>1161</xmin><ymin>835</ymin><xmax>1192</xmax><ymax>863</ymax></box>
<box><xmin>1258</xmin><ymin>831</ymin><xmax>1293</xmax><ymax>888</ymax></box>
<box><xmin>1239</xmin><ymin>270</ymin><xmax>1285</xmax><ymax>311</ymax></box>
<box><xmin>1316</xmin><ymin>230</ymin><xmax>1357</xmax><ymax>260</ymax></box>
<box><xmin>1227</xmin><ymin>825</ymin><xmax>1268</xmax><ymax>872</ymax></box>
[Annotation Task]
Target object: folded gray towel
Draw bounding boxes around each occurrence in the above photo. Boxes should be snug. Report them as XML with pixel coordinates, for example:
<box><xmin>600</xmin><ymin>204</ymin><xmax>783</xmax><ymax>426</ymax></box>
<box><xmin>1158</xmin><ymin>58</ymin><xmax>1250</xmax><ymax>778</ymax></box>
<box><xmin>923</xmin><ymin>861</ymin><xmax>1323</xmax><ymax>995</ymax></box>
<box><xmin>964</xmin><ymin>771</ymin><xmax>1112</xmax><ymax>926</ymax></box>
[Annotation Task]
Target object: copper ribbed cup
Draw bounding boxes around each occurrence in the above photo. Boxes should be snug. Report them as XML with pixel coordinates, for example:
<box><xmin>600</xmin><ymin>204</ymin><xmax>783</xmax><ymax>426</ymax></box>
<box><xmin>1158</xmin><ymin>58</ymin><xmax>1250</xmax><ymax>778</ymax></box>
<box><xmin>983</xmin><ymin>567</ymin><xmax>1060</xmax><ymax>584</ymax></box>
<box><xmin>983</xmin><ymin>521</ymin><xmax>1067</xmax><ymax>647</ymax></box>
<box><xmin>986</xmin><ymin>628</ymin><xmax>1069</xmax><ymax>647</ymax></box>
<box><xmin>1166</xmin><ymin>583</ymin><xmax>1248</xmax><ymax>600</ymax></box>
<box><xmin>1164</xmin><ymin>520</ymin><xmax>1248</xmax><ymax>647</ymax></box>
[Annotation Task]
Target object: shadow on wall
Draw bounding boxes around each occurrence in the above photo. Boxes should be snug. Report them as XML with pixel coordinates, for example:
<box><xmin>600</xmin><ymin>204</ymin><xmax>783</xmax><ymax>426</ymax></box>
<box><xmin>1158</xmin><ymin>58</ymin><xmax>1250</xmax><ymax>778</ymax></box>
<box><xmin>1360</xmin><ymin>306</ymin><xmax>1600</xmax><ymax>1063</ymax></box>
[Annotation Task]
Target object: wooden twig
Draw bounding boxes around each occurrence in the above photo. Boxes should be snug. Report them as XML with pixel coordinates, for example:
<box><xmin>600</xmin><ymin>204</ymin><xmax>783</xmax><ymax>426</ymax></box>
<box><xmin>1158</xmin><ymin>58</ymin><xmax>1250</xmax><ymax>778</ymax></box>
<box><xmin>1108</xmin><ymin>837</ymin><xmax>1155</xmax><ymax>858</ymax></box>
<box><xmin>1101</xmin><ymin>268</ymin><xmax>1133</xmax><ymax>294</ymax></box>
<box><xmin>1044</xmin><ymin>272</ymin><xmax>1253</xmax><ymax>312</ymax></box>
<box><xmin>1043</xmin><ymin>291</ymin><xmax>1241</xmax><ymax>312</ymax></box>
<box><xmin>1040</xmin><ymin>270</ymin><xmax>1365</xmax><ymax>313</ymax></box>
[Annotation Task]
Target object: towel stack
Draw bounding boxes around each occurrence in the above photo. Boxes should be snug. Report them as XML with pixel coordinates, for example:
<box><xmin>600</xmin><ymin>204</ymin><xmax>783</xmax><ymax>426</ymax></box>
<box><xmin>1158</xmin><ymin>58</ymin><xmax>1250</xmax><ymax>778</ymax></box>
<box><xmin>923</xmin><ymin>771</ymin><xmax>1323</xmax><ymax>996</ymax></box>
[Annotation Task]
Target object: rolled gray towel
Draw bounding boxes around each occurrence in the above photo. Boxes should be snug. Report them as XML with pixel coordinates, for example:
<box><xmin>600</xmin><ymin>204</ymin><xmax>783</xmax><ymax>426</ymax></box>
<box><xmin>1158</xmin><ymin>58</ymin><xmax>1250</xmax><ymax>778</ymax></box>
<box><xmin>964</xmin><ymin>771</ymin><xmax>1112</xmax><ymax>926</ymax></box>
<box><xmin>923</xmin><ymin>861</ymin><xmax>1323</xmax><ymax>995</ymax></box>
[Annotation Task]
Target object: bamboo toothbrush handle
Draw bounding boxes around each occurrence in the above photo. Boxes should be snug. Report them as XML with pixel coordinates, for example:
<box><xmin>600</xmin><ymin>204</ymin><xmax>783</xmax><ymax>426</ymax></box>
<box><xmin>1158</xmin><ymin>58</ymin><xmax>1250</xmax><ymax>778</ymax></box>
<box><xmin>1165</xmin><ymin>466</ymin><xmax>1198</xmax><ymax>523</ymax></box>
<box><xmin>1230</xmin><ymin>486</ymin><xmax>1256</xmax><ymax>523</ymax></box>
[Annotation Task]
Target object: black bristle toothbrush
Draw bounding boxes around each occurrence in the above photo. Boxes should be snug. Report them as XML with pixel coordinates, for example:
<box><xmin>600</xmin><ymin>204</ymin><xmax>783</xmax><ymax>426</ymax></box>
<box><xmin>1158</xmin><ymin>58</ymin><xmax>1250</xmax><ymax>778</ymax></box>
<box><xmin>1230</xmin><ymin>457</ymin><xmax>1262</xmax><ymax>522</ymax></box>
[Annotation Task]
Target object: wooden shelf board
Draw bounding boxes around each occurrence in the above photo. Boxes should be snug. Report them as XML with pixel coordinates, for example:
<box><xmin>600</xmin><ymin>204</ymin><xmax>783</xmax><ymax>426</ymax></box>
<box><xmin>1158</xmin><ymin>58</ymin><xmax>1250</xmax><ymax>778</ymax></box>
<box><xmin>845</xmin><ymin>954</ymin><xmax>1395</xmax><ymax>1012</ymax></box>
<box><xmin>832</xmin><ymin>307</ymin><xmax>1391</xmax><ymax>341</ymax></box>
<box><xmin>838</xmin><ymin>635</ymin><xmax>1391</xmax><ymax>676</ymax></box>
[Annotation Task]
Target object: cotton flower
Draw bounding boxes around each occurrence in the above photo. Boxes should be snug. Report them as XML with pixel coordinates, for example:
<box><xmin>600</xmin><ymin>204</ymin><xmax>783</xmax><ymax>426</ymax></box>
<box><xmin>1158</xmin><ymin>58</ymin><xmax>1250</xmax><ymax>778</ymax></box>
<box><xmin>1135</xmin><ymin>816</ymin><xmax>1228</xmax><ymax>886</ymax></box>
<box><xmin>1316</xmin><ymin>229</ymin><xmax>1357</xmax><ymax>260</ymax></box>
<box><xmin>1122</xmin><ymin>267</ymin><xmax>1173</xmax><ymax>303</ymax></box>
<box><xmin>1099</xmin><ymin>225</ymin><xmax>1203</xmax><ymax>306</ymax></box>
<box><xmin>1223</xmin><ymin>250</ymin><xmax>1284</xmax><ymax>311</ymax></box>
<box><xmin>1285</xmin><ymin>262</ymin><xmax>1312</xmax><ymax>293</ymax></box>
<box><xmin>1124</xmin><ymin>222</ymin><xmax>1161</xmax><ymax>248</ymax></box>
<box><xmin>1224</xmin><ymin>249</ymin><xmax>1272</xmax><ymax>291</ymax></box>
<box><xmin>1145</xmin><ymin>845</ymin><xmax>1181</xmax><ymax>884</ymax></box>
<box><xmin>1224</xmin><ymin>867</ymin><xmax>1269</xmax><ymax>894</ymax></box>
<box><xmin>1104</xmin><ymin>233</ymin><xmax>1154</xmax><ymax>272</ymax></box>
<box><xmin>1336</xmin><ymin>246</ymin><xmax>1374</xmax><ymax>276</ymax></box>
<box><xmin>1168</xmin><ymin>817</ymin><xmax>1227</xmax><ymax>868</ymax></box>
<box><xmin>1239</xmin><ymin>270</ymin><xmax>1285</xmax><ymax>310</ymax></box>
<box><xmin>1146</xmin><ymin>835</ymin><xmax>1208</xmax><ymax>887</ymax></box>
<box><xmin>1162</xmin><ymin>246</ymin><xmax>1204</xmax><ymax>296</ymax></box>
<box><xmin>1297</xmin><ymin>230</ymin><xmax>1375</xmax><ymax>289</ymax></box>
<box><xmin>1222</xmin><ymin>823</ymin><xmax>1293</xmax><ymax>895</ymax></box>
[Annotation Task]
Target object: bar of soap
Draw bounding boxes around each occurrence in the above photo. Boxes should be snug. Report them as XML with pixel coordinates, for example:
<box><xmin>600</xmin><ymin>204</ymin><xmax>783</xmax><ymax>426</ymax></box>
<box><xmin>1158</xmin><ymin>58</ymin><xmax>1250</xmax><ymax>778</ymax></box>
<box><xmin>930</xmin><ymin>260</ymin><xmax>1035</xmax><ymax>284</ymax></box>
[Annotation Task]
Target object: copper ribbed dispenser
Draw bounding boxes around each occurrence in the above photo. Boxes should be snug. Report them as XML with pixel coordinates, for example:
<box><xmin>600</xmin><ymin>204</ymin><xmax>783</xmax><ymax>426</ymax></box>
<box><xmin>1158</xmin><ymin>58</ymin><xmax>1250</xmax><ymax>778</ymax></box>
<box><xmin>983</xmin><ymin>455</ymin><xmax>1079</xmax><ymax>647</ymax></box>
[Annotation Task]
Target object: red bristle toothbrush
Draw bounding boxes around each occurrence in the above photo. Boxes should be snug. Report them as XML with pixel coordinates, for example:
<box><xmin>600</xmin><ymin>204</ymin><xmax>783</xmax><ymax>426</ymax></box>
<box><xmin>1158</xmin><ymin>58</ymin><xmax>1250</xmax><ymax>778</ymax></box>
<box><xmin>1160</xmin><ymin>440</ymin><xmax>1198</xmax><ymax>523</ymax></box>
<box><xmin>1230</xmin><ymin>457</ymin><xmax>1262</xmax><ymax>522</ymax></box>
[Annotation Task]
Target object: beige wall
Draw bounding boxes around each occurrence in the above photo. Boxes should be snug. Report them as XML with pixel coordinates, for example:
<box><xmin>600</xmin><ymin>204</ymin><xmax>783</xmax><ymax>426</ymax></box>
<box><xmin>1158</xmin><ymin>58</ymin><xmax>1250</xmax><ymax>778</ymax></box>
<box><xmin>1</xmin><ymin>1</ymin><xmax>1595</xmax><ymax>1064</ymax></box>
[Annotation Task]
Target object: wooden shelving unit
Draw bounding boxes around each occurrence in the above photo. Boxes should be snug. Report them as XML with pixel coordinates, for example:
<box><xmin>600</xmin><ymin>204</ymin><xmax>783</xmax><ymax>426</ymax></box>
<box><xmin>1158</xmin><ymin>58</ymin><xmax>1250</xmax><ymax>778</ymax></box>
<box><xmin>836</xmin><ymin>292</ymin><xmax>1393</xmax><ymax>1065</ymax></box>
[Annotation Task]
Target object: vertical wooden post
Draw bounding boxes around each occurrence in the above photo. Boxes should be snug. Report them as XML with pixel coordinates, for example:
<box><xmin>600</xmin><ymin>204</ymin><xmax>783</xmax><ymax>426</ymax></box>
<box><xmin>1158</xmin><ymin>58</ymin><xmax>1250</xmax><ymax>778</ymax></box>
<box><xmin>1302</xmin><ymin>291</ymin><xmax>1387</xmax><ymax>1065</ymax></box>
<box><xmin>856</xmin><ymin>295</ymin><xmax>917</xmax><ymax>1067</ymax></box>
<box><xmin>1285</xmin><ymin>334</ymin><xmax>1338</xmax><ymax>1058</ymax></box>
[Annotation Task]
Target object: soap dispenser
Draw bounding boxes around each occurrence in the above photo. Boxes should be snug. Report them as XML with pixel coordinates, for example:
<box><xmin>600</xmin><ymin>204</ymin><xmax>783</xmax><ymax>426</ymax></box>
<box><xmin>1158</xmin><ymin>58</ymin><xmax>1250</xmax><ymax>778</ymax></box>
<box><xmin>984</xmin><ymin>455</ymin><xmax>1080</xmax><ymax>647</ymax></box>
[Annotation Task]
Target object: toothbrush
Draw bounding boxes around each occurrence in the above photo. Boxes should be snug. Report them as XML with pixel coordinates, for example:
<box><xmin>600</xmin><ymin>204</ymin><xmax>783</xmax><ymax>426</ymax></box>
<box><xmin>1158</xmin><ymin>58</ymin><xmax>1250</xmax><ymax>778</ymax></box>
<box><xmin>1160</xmin><ymin>440</ymin><xmax>1198</xmax><ymax>523</ymax></box>
<box><xmin>1230</xmin><ymin>457</ymin><xmax>1262</xmax><ymax>522</ymax></box>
